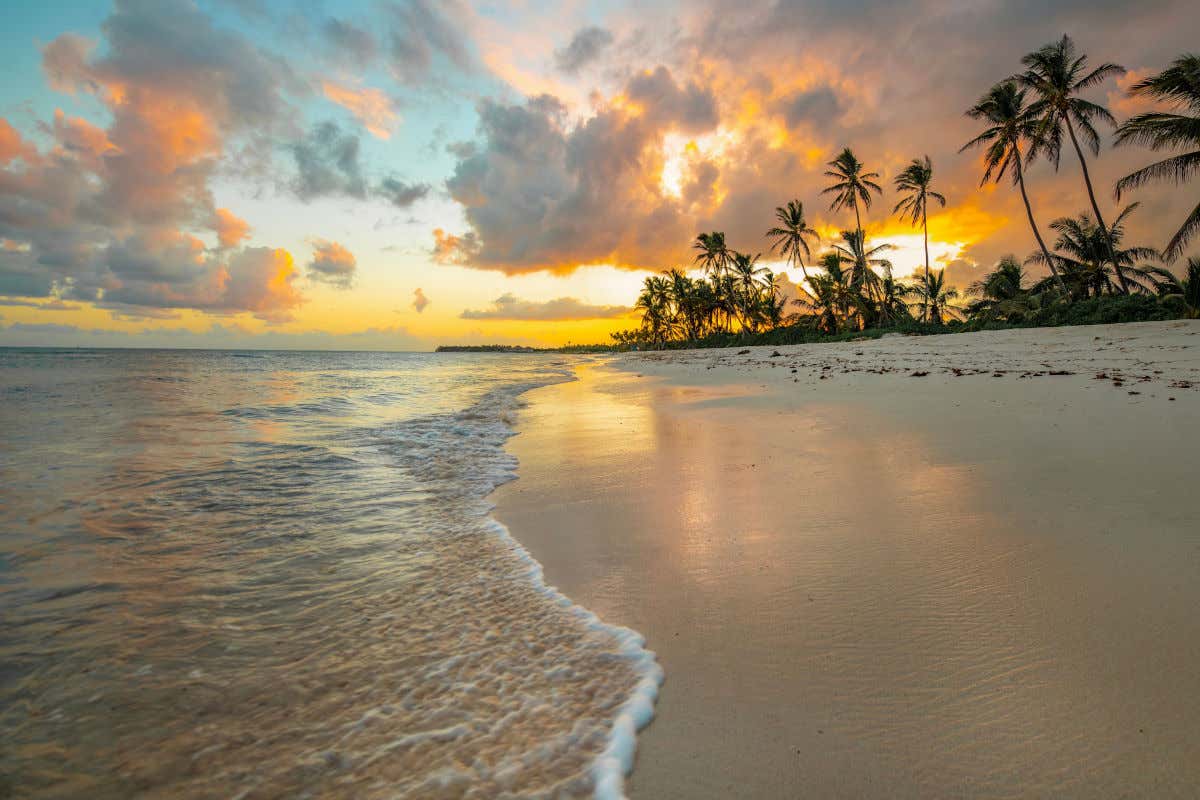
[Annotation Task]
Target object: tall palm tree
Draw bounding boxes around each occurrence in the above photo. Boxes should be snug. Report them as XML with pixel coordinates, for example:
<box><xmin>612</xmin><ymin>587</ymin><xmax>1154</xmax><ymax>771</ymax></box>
<box><xmin>893</xmin><ymin>156</ymin><xmax>947</xmax><ymax>320</ymax></box>
<box><xmin>1017</xmin><ymin>35</ymin><xmax>1127</xmax><ymax>289</ymax></box>
<box><xmin>1114</xmin><ymin>54</ymin><xmax>1200</xmax><ymax>262</ymax></box>
<box><xmin>766</xmin><ymin>200</ymin><xmax>820</xmax><ymax>282</ymax></box>
<box><xmin>822</xmin><ymin>148</ymin><xmax>882</xmax><ymax>242</ymax></box>
<box><xmin>692</xmin><ymin>231</ymin><xmax>732</xmax><ymax>277</ymax></box>
<box><xmin>961</xmin><ymin>81</ymin><xmax>1067</xmax><ymax>293</ymax></box>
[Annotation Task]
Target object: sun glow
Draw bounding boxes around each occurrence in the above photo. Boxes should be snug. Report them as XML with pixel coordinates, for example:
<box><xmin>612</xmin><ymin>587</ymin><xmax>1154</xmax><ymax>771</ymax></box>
<box><xmin>659</xmin><ymin>134</ymin><xmax>694</xmax><ymax>198</ymax></box>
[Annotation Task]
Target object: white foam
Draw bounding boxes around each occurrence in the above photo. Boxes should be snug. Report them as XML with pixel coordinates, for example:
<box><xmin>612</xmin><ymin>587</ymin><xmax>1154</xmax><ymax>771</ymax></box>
<box><xmin>483</xmin><ymin>515</ymin><xmax>663</xmax><ymax>800</ymax></box>
<box><xmin>476</xmin><ymin>365</ymin><xmax>664</xmax><ymax>799</ymax></box>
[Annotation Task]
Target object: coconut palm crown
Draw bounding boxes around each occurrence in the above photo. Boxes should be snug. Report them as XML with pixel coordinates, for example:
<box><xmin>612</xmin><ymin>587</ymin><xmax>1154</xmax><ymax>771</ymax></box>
<box><xmin>766</xmin><ymin>200</ymin><xmax>820</xmax><ymax>281</ymax></box>
<box><xmin>1114</xmin><ymin>54</ymin><xmax>1200</xmax><ymax>261</ymax></box>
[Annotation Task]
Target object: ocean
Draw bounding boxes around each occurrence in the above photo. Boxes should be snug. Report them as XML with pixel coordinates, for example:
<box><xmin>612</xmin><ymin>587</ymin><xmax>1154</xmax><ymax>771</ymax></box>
<box><xmin>0</xmin><ymin>348</ymin><xmax>659</xmax><ymax>799</ymax></box>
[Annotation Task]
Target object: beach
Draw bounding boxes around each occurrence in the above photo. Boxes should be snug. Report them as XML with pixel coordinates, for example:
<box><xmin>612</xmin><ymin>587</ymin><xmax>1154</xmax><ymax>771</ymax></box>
<box><xmin>494</xmin><ymin>320</ymin><xmax>1200</xmax><ymax>798</ymax></box>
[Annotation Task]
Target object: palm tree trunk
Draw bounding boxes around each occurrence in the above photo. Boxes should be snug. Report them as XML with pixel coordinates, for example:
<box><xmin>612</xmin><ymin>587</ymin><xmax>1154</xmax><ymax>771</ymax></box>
<box><xmin>922</xmin><ymin>205</ymin><xmax>930</xmax><ymax>323</ymax></box>
<box><xmin>1065</xmin><ymin>117</ymin><xmax>1127</xmax><ymax>293</ymax></box>
<box><xmin>853</xmin><ymin>201</ymin><xmax>863</xmax><ymax>242</ymax></box>
<box><xmin>1014</xmin><ymin>148</ymin><xmax>1067</xmax><ymax>294</ymax></box>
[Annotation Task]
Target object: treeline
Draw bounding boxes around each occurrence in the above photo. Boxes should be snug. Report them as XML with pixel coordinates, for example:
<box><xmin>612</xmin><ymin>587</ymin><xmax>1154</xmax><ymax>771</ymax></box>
<box><xmin>611</xmin><ymin>40</ymin><xmax>1200</xmax><ymax>350</ymax></box>
<box><xmin>435</xmin><ymin>344</ymin><xmax>618</xmax><ymax>353</ymax></box>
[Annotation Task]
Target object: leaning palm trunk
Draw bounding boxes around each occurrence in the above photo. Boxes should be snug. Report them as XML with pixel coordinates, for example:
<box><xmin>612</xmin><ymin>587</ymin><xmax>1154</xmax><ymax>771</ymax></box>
<box><xmin>1065</xmin><ymin>118</ymin><xmax>1127</xmax><ymax>292</ymax></box>
<box><xmin>1014</xmin><ymin>149</ymin><xmax>1066</xmax><ymax>293</ymax></box>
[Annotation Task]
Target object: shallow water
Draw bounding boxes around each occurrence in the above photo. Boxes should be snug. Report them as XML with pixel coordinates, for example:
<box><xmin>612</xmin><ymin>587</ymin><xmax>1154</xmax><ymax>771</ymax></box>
<box><xmin>0</xmin><ymin>348</ymin><xmax>658</xmax><ymax>799</ymax></box>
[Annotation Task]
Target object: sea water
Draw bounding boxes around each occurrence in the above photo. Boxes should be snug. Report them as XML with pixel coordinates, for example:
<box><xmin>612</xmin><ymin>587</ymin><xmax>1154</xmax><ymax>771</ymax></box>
<box><xmin>0</xmin><ymin>348</ymin><xmax>660</xmax><ymax>799</ymax></box>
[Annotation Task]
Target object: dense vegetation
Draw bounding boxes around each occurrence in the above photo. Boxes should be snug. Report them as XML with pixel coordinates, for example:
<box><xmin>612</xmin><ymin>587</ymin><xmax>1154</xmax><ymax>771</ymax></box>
<box><xmin>611</xmin><ymin>40</ymin><xmax>1200</xmax><ymax>351</ymax></box>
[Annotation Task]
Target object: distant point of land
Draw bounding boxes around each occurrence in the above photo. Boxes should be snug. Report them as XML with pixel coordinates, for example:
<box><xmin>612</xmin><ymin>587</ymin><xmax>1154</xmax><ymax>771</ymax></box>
<box><xmin>435</xmin><ymin>344</ymin><xmax>616</xmax><ymax>353</ymax></box>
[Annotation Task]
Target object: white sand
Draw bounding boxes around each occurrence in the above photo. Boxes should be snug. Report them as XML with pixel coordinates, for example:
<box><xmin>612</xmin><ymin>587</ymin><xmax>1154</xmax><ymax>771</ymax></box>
<box><xmin>493</xmin><ymin>320</ymin><xmax>1200</xmax><ymax>798</ymax></box>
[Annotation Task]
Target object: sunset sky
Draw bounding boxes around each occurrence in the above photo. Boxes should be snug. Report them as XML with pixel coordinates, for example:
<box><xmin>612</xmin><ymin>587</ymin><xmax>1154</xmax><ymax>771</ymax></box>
<box><xmin>0</xmin><ymin>0</ymin><xmax>1195</xmax><ymax>349</ymax></box>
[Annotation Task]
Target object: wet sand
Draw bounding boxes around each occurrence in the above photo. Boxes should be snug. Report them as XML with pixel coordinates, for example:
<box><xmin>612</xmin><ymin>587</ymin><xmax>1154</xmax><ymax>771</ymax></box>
<box><xmin>493</xmin><ymin>320</ymin><xmax>1200</xmax><ymax>798</ymax></box>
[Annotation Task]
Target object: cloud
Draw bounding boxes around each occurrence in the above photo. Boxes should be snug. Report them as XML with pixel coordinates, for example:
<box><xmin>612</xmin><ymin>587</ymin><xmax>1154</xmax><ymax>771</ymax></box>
<box><xmin>777</xmin><ymin>87</ymin><xmax>843</xmax><ymax>128</ymax></box>
<box><xmin>625</xmin><ymin>67</ymin><xmax>719</xmax><ymax>132</ymax></box>
<box><xmin>46</xmin><ymin>110</ymin><xmax>117</xmax><ymax>170</ymax></box>
<box><xmin>378</xmin><ymin>177</ymin><xmax>430</xmax><ymax>208</ymax></box>
<box><xmin>306</xmin><ymin>239</ymin><xmax>357</xmax><ymax>289</ymax></box>
<box><xmin>323</xmin><ymin>81</ymin><xmax>398</xmax><ymax>140</ymax></box>
<box><xmin>384</xmin><ymin>0</ymin><xmax>474</xmax><ymax>84</ymax></box>
<box><xmin>0</xmin><ymin>298</ymin><xmax>79</xmax><ymax>311</ymax></box>
<box><xmin>431</xmin><ymin>228</ymin><xmax>481</xmax><ymax>264</ymax></box>
<box><xmin>323</xmin><ymin>17</ymin><xmax>378</xmax><ymax>70</ymax></box>
<box><xmin>412</xmin><ymin>286</ymin><xmax>430</xmax><ymax>312</ymax></box>
<box><xmin>288</xmin><ymin>120</ymin><xmax>366</xmax><ymax>200</ymax></box>
<box><xmin>460</xmin><ymin>293</ymin><xmax>632</xmax><ymax>321</ymax></box>
<box><xmin>286</xmin><ymin>123</ymin><xmax>429</xmax><ymax>207</ymax></box>
<box><xmin>212</xmin><ymin>208</ymin><xmax>251</xmax><ymax>248</ymax></box>
<box><xmin>93</xmin><ymin>240</ymin><xmax>304</xmax><ymax>322</ymax></box>
<box><xmin>443</xmin><ymin>67</ymin><xmax>722</xmax><ymax>274</ymax></box>
<box><xmin>0</xmin><ymin>119</ymin><xmax>39</xmax><ymax>166</ymax></box>
<box><xmin>0</xmin><ymin>0</ymin><xmax>307</xmax><ymax>320</ymax></box>
<box><xmin>554</xmin><ymin>26</ymin><xmax>614</xmax><ymax>73</ymax></box>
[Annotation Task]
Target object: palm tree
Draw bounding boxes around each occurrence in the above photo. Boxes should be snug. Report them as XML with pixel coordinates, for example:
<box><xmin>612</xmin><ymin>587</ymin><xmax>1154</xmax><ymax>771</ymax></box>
<box><xmin>766</xmin><ymin>200</ymin><xmax>820</xmax><ymax>282</ymax></box>
<box><xmin>831</xmin><ymin>230</ymin><xmax>895</xmax><ymax>328</ymax></box>
<box><xmin>832</xmin><ymin>230</ymin><xmax>894</xmax><ymax>294</ymax></box>
<box><xmin>961</xmin><ymin>81</ymin><xmax>1066</xmax><ymax>293</ymax></box>
<box><xmin>762</xmin><ymin>271</ymin><xmax>790</xmax><ymax>328</ymax></box>
<box><xmin>1114</xmin><ymin>54</ymin><xmax>1200</xmax><ymax>262</ymax></box>
<box><xmin>913</xmin><ymin>269</ymin><xmax>961</xmax><ymax>325</ymax></box>
<box><xmin>1153</xmin><ymin>257</ymin><xmax>1200</xmax><ymax>317</ymax></box>
<box><xmin>822</xmin><ymin>148</ymin><xmax>882</xmax><ymax>242</ymax></box>
<box><xmin>664</xmin><ymin>268</ymin><xmax>702</xmax><ymax>340</ymax></box>
<box><xmin>1027</xmin><ymin>203</ymin><xmax>1162</xmax><ymax>297</ymax></box>
<box><xmin>877</xmin><ymin>265</ymin><xmax>917</xmax><ymax>326</ymax></box>
<box><xmin>967</xmin><ymin>256</ymin><xmax>1035</xmax><ymax>322</ymax></box>
<box><xmin>799</xmin><ymin>254</ymin><xmax>854</xmax><ymax>333</ymax></box>
<box><xmin>893</xmin><ymin>156</ymin><xmax>947</xmax><ymax>320</ymax></box>
<box><xmin>1017</xmin><ymin>35</ymin><xmax>1127</xmax><ymax>289</ymax></box>
<box><xmin>635</xmin><ymin>275</ymin><xmax>676</xmax><ymax>346</ymax></box>
<box><xmin>692</xmin><ymin>231</ymin><xmax>732</xmax><ymax>277</ymax></box>
<box><xmin>730</xmin><ymin>252</ymin><xmax>769</xmax><ymax>331</ymax></box>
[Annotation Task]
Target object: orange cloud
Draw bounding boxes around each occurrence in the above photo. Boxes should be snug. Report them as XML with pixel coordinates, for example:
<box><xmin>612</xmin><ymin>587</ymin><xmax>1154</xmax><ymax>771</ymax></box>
<box><xmin>306</xmin><ymin>239</ymin><xmax>357</xmax><ymax>288</ymax></box>
<box><xmin>432</xmin><ymin>228</ymin><xmax>480</xmax><ymax>265</ymax></box>
<box><xmin>51</xmin><ymin>109</ymin><xmax>117</xmax><ymax>168</ymax></box>
<box><xmin>322</xmin><ymin>81</ymin><xmax>398</xmax><ymax>139</ymax></box>
<box><xmin>0</xmin><ymin>119</ymin><xmax>39</xmax><ymax>166</ymax></box>
<box><xmin>212</xmin><ymin>208</ymin><xmax>252</xmax><ymax>248</ymax></box>
<box><xmin>219</xmin><ymin>248</ymin><xmax>305</xmax><ymax>322</ymax></box>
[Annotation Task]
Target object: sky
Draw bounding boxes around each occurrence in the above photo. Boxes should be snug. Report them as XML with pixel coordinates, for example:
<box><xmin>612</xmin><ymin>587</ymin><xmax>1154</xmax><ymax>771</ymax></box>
<box><xmin>0</xmin><ymin>0</ymin><xmax>1195</xmax><ymax>350</ymax></box>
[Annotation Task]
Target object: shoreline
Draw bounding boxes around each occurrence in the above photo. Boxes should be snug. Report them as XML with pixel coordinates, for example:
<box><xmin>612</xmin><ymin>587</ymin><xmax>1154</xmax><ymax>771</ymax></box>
<box><xmin>495</xmin><ymin>320</ymin><xmax>1200</xmax><ymax>798</ymax></box>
